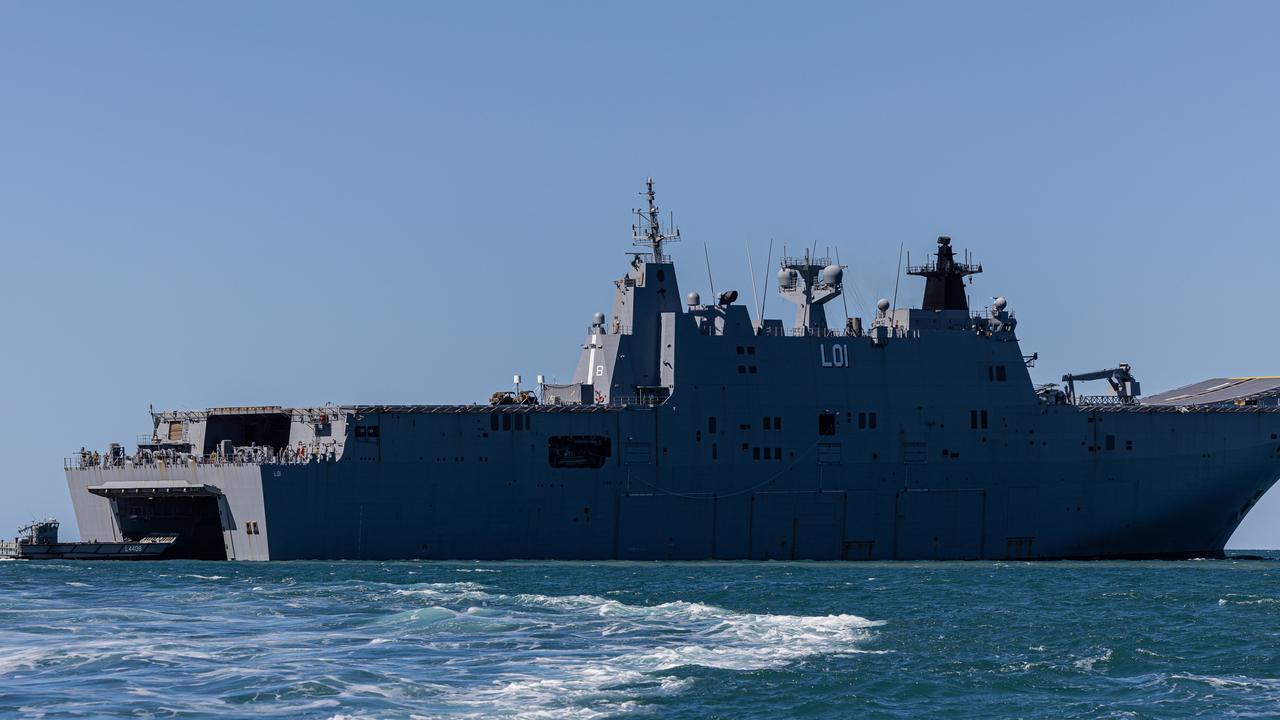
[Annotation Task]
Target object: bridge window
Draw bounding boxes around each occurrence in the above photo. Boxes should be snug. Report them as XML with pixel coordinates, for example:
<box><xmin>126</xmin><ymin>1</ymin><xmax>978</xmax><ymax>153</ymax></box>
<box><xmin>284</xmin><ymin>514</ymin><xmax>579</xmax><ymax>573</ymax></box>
<box><xmin>502</xmin><ymin>414</ymin><xmax>511</xmax><ymax>431</ymax></box>
<box><xmin>548</xmin><ymin>436</ymin><xmax>612</xmax><ymax>469</ymax></box>
<box><xmin>774</xmin><ymin>417</ymin><xmax>782</xmax><ymax>430</ymax></box>
<box><xmin>490</xmin><ymin>414</ymin><xmax>499</xmax><ymax>431</ymax></box>
<box><xmin>763</xmin><ymin>417</ymin><xmax>771</xmax><ymax>430</ymax></box>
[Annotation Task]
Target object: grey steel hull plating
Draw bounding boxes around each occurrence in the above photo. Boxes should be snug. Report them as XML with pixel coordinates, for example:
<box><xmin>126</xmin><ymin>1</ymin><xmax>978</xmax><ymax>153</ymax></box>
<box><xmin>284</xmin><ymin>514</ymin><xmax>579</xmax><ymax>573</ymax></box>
<box><xmin>66</xmin><ymin>405</ymin><xmax>1280</xmax><ymax>561</ymax></box>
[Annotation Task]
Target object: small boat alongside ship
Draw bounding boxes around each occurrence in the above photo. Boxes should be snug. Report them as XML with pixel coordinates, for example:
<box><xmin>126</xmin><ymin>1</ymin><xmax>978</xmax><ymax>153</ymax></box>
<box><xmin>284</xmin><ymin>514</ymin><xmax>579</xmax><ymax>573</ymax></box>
<box><xmin>0</xmin><ymin>519</ymin><xmax>176</xmax><ymax>561</ymax></box>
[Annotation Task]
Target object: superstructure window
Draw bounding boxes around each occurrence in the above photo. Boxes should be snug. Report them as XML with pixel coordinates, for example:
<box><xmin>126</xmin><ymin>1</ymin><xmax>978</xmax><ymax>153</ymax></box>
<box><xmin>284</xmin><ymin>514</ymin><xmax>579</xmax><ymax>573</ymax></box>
<box><xmin>708</xmin><ymin>417</ymin><xmax>717</xmax><ymax>434</ymax></box>
<box><xmin>548</xmin><ymin>436</ymin><xmax>612</xmax><ymax>469</ymax></box>
<box><xmin>818</xmin><ymin>413</ymin><xmax>837</xmax><ymax>436</ymax></box>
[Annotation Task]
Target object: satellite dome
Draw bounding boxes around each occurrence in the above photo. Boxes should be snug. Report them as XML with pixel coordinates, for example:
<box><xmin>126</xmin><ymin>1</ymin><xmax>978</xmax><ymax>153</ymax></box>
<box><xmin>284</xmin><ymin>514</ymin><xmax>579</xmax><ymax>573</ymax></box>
<box><xmin>687</xmin><ymin>292</ymin><xmax>701</xmax><ymax>306</ymax></box>
<box><xmin>777</xmin><ymin>268</ymin><xmax>798</xmax><ymax>288</ymax></box>
<box><xmin>592</xmin><ymin>312</ymin><xmax>605</xmax><ymax>325</ymax></box>
<box><xmin>938</xmin><ymin>235</ymin><xmax>952</xmax><ymax>247</ymax></box>
<box><xmin>877</xmin><ymin>298</ymin><xmax>891</xmax><ymax>313</ymax></box>
<box><xmin>993</xmin><ymin>297</ymin><xmax>1007</xmax><ymax>311</ymax></box>
<box><xmin>822</xmin><ymin>264</ymin><xmax>843</xmax><ymax>285</ymax></box>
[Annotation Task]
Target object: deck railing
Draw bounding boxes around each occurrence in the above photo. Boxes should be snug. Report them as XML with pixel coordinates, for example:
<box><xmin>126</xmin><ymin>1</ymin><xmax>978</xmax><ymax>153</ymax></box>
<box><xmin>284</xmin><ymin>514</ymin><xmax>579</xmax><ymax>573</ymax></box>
<box><xmin>66</xmin><ymin>447</ymin><xmax>342</xmax><ymax>471</ymax></box>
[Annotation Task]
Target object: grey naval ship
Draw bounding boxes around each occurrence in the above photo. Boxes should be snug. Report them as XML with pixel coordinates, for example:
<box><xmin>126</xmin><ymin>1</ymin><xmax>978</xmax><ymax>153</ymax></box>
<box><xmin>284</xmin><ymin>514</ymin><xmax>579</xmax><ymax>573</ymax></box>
<box><xmin>65</xmin><ymin>181</ymin><xmax>1280</xmax><ymax>561</ymax></box>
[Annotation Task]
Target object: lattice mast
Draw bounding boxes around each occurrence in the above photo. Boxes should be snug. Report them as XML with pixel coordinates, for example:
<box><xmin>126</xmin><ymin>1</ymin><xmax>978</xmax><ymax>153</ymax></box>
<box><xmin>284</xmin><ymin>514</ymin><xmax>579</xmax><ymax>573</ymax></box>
<box><xmin>632</xmin><ymin>177</ymin><xmax>681</xmax><ymax>263</ymax></box>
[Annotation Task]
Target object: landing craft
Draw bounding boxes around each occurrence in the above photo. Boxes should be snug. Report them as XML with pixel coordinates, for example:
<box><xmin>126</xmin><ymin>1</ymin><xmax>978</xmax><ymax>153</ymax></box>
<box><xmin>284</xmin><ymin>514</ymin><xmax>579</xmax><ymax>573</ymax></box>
<box><xmin>64</xmin><ymin>180</ymin><xmax>1280</xmax><ymax>560</ymax></box>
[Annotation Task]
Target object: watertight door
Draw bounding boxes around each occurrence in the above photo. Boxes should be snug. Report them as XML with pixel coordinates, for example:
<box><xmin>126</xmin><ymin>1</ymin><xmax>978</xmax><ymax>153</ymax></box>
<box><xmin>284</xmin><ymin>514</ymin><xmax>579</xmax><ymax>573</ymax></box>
<box><xmin>894</xmin><ymin>488</ymin><xmax>986</xmax><ymax>560</ymax></box>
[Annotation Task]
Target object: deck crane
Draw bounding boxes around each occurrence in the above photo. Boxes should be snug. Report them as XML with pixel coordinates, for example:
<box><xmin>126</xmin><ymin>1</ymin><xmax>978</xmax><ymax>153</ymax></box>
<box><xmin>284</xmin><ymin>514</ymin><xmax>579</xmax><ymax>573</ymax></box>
<box><xmin>1062</xmin><ymin>364</ymin><xmax>1141</xmax><ymax>405</ymax></box>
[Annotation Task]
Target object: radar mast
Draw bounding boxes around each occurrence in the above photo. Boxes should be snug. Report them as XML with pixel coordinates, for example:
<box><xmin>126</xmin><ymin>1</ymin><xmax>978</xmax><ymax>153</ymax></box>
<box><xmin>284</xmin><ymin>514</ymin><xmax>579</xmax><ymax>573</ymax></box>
<box><xmin>632</xmin><ymin>177</ymin><xmax>680</xmax><ymax>263</ymax></box>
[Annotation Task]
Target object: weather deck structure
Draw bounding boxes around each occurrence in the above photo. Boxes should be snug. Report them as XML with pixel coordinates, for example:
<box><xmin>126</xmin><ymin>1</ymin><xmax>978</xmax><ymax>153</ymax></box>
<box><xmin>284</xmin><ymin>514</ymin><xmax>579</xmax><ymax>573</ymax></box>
<box><xmin>63</xmin><ymin>181</ymin><xmax>1280</xmax><ymax>561</ymax></box>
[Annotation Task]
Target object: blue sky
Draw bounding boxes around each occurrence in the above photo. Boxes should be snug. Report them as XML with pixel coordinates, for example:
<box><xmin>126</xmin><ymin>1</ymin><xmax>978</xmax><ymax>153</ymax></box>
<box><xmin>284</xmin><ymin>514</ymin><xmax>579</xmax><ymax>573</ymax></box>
<box><xmin>2</xmin><ymin>2</ymin><xmax>1278</xmax><ymax>546</ymax></box>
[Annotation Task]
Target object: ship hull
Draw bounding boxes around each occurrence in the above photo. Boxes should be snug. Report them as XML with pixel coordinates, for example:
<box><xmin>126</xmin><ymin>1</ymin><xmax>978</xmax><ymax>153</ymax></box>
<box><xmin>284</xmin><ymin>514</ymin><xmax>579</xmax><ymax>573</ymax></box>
<box><xmin>65</xmin><ymin>407</ymin><xmax>1280</xmax><ymax>562</ymax></box>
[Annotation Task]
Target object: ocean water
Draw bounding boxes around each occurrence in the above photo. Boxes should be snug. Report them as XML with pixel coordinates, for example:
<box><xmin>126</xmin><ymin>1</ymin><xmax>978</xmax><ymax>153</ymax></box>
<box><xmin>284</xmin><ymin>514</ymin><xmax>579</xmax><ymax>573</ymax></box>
<box><xmin>1</xmin><ymin>556</ymin><xmax>1278</xmax><ymax>719</ymax></box>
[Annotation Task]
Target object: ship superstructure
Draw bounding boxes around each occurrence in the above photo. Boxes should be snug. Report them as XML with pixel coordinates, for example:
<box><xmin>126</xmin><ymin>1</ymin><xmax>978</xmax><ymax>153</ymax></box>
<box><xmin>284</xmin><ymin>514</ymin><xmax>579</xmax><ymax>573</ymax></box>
<box><xmin>64</xmin><ymin>181</ymin><xmax>1280</xmax><ymax>560</ymax></box>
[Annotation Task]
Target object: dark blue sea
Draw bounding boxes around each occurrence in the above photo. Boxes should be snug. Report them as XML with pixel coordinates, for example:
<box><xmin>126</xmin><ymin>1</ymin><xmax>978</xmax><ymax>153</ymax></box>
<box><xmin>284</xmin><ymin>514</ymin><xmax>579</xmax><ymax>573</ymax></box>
<box><xmin>2</xmin><ymin>556</ymin><xmax>1279</xmax><ymax>719</ymax></box>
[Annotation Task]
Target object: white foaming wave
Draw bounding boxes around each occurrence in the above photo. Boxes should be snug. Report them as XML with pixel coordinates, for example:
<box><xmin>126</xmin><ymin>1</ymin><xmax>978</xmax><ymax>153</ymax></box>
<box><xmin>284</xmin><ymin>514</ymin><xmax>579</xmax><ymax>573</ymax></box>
<box><xmin>1171</xmin><ymin>673</ymin><xmax>1280</xmax><ymax>691</ymax></box>
<box><xmin>127</xmin><ymin>687</ymin><xmax>160</xmax><ymax>697</ymax></box>
<box><xmin>450</xmin><ymin>665</ymin><xmax>686</xmax><ymax>720</ymax></box>
<box><xmin>1073</xmin><ymin>648</ymin><xmax>1113</xmax><ymax>672</ymax></box>
<box><xmin>182</xmin><ymin>574</ymin><xmax>228</xmax><ymax>580</ymax></box>
<box><xmin>1218</xmin><ymin>593</ymin><xmax>1280</xmax><ymax>606</ymax></box>
<box><xmin>387</xmin><ymin>584</ymin><xmax>882</xmax><ymax>718</ymax></box>
<box><xmin>623</xmin><ymin>604</ymin><xmax>884</xmax><ymax>672</ymax></box>
<box><xmin>393</xmin><ymin>581</ymin><xmax>491</xmax><ymax>603</ymax></box>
